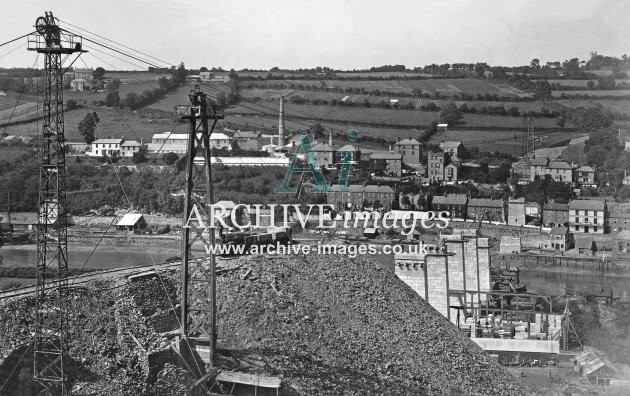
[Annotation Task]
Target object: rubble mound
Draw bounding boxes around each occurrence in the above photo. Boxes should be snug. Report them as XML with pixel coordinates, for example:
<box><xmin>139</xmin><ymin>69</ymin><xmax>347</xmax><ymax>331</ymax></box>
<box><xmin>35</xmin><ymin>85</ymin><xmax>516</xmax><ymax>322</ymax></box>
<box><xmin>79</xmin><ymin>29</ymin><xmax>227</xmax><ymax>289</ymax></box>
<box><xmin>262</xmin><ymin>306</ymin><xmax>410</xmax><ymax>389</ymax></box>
<box><xmin>214</xmin><ymin>255</ymin><xmax>529</xmax><ymax>395</ymax></box>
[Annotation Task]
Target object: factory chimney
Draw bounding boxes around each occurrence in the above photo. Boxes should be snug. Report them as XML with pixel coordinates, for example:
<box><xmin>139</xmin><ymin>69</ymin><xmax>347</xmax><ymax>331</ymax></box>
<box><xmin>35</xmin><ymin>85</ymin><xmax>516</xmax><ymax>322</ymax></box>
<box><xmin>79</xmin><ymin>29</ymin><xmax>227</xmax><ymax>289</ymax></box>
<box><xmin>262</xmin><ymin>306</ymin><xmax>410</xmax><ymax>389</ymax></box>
<box><xmin>278</xmin><ymin>96</ymin><xmax>285</xmax><ymax>148</ymax></box>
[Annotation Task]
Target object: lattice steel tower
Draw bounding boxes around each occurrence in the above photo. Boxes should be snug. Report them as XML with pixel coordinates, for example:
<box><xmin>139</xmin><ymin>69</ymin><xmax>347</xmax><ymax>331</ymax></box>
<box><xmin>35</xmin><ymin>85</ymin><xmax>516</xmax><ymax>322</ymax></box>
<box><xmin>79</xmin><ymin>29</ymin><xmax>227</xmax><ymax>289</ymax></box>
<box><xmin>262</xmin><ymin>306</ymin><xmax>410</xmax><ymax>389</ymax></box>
<box><xmin>28</xmin><ymin>12</ymin><xmax>84</xmax><ymax>394</ymax></box>
<box><xmin>180</xmin><ymin>86</ymin><xmax>224</xmax><ymax>371</ymax></box>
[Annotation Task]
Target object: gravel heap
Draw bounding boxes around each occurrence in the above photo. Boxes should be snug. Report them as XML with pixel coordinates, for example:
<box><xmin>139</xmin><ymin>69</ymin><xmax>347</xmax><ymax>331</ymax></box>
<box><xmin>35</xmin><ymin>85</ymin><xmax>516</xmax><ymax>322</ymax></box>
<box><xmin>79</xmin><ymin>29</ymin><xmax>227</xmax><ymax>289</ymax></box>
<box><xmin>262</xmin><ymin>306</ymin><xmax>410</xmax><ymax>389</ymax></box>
<box><xmin>213</xmin><ymin>254</ymin><xmax>530</xmax><ymax>395</ymax></box>
<box><xmin>0</xmin><ymin>254</ymin><xmax>532</xmax><ymax>395</ymax></box>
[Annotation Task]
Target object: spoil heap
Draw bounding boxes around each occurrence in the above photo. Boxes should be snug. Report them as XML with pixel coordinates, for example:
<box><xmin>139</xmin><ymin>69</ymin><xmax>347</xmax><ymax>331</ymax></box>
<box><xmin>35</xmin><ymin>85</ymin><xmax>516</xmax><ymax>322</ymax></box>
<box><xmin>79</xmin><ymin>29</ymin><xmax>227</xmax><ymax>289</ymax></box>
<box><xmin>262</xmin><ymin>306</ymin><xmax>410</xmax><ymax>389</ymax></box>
<box><xmin>0</xmin><ymin>255</ymin><xmax>531</xmax><ymax>395</ymax></box>
<box><xmin>213</xmin><ymin>255</ymin><xmax>530</xmax><ymax>395</ymax></box>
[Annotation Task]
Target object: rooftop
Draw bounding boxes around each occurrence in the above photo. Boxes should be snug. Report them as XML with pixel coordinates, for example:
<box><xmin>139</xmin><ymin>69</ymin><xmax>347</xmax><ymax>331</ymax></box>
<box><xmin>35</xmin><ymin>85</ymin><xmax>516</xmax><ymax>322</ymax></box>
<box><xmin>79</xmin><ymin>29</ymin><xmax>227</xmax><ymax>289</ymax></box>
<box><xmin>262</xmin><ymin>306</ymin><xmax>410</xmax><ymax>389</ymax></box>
<box><xmin>93</xmin><ymin>138</ymin><xmax>124</xmax><ymax>144</ymax></box>
<box><xmin>432</xmin><ymin>195</ymin><xmax>467</xmax><ymax>205</ymax></box>
<box><xmin>370</xmin><ymin>153</ymin><xmax>402</xmax><ymax>160</ymax></box>
<box><xmin>548</xmin><ymin>161</ymin><xmax>572</xmax><ymax>170</ymax></box>
<box><xmin>576</xmin><ymin>165</ymin><xmax>595</xmax><ymax>172</ymax></box>
<box><xmin>116</xmin><ymin>213</ymin><xmax>145</xmax><ymax>227</ymax></box>
<box><xmin>530</xmin><ymin>157</ymin><xmax>549</xmax><ymax>166</ymax></box>
<box><xmin>468</xmin><ymin>198</ymin><xmax>504</xmax><ymax>208</ymax></box>
<box><xmin>575</xmin><ymin>237</ymin><xmax>594</xmax><ymax>249</ymax></box>
<box><xmin>311</xmin><ymin>143</ymin><xmax>334</xmax><ymax>152</ymax></box>
<box><xmin>569</xmin><ymin>199</ymin><xmax>606</xmax><ymax>211</ymax></box>
<box><xmin>396</xmin><ymin>138</ymin><xmax>421</xmax><ymax>146</ymax></box>
<box><xmin>439</xmin><ymin>141</ymin><xmax>462</xmax><ymax>149</ymax></box>
<box><xmin>337</xmin><ymin>144</ymin><xmax>359</xmax><ymax>152</ymax></box>
<box><xmin>550</xmin><ymin>226</ymin><xmax>568</xmax><ymax>235</ymax></box>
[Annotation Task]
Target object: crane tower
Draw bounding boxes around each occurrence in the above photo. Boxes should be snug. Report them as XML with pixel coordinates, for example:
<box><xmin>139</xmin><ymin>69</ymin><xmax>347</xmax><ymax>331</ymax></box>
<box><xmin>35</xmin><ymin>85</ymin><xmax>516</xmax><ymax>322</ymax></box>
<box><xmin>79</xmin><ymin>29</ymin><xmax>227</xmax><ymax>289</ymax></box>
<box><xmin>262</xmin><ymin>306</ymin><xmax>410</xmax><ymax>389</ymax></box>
<box><xmin>27</xmin><ymin>12</ymin><xmax>85</xmax><ymax>394</ymax></box>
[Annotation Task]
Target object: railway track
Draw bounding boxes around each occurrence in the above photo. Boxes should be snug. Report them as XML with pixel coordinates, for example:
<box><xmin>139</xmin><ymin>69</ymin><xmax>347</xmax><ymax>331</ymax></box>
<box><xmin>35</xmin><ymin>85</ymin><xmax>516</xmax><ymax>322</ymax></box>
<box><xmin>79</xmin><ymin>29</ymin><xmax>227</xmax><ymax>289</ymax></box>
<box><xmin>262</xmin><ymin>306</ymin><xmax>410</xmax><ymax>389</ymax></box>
<box><xmin>0</xmin><ymin>262</ymin><xmax>181</xmax><ymax>300</ymax></box>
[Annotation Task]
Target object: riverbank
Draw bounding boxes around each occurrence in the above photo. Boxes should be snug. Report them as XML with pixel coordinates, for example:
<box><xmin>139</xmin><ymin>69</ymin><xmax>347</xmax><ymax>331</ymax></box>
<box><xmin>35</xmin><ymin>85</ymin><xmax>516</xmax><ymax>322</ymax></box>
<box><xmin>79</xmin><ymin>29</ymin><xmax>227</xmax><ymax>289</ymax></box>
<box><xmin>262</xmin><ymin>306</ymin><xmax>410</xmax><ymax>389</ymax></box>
<box><xmin>492</xmin><ymin>252</ymin><xmax>630</xmax><ymax>277</ymax></box>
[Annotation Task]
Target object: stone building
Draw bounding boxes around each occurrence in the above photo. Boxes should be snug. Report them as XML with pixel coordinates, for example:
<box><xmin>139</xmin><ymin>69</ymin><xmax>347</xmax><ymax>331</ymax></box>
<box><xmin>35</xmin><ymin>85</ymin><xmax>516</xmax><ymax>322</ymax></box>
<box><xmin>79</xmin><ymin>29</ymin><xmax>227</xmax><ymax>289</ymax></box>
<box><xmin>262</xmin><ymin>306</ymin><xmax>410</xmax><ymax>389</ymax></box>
<box><xmin>569</xmin><ymin>200</ymin><xmax>606</xmax><ymax>234</ymax></box>
<box><xmin>394</xmin><ymin>138</ymin><xmax>421</xmax><ymax>165</ymax></box>
<box><xmin>467</xmin><ymin>198</ymin><xmax>505</xmax><ymax>222</ymax></box>
<box><xmin>431</xmin><ymin>195</ymin><xmax>467</xmax><ymax>219</ymax></box>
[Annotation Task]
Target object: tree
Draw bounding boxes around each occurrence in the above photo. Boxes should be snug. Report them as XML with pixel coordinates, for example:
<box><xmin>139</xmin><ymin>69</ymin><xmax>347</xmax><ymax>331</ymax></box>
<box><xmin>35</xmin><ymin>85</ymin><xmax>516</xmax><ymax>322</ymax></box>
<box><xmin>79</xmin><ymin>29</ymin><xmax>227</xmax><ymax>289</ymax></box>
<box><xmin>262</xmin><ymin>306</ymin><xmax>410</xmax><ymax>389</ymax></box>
<box><xmin>105</xmin><ymin>90</ymin><xmax>120</xmax><ymax>107</ymax></box>
<box><xmin>439</xmin><ymin>101</ymin><xmax>461</xmax><ymax>124</ymax></box>
<box><xmin>78</xmin><ymin>112</ymin><xmax>100</xmax><ymax>144</ymax></box>
<box><xmin>555</xmin><ymin>116</ymin><xmax>565</xmax><ymax>128</ymax></box>
<box><xmin>163</xmin><ymin>152</ymin><xmax>179</xmax><ymax>165</ymax></box>
<box><xmin>309</xmin><ymin>124</ymin><xmax>326</xmax><ymax>140</ymax></box>
<box><xmin>132</xmin><ymin>147</ymin><xmax>148</xmax><ymax>164</ymax></box>
<box><xmin>66</xmin><ymin>99</ymin><xmax>78</xmax><ymax>111</ymax></box>
<box><xmin>92</xmin><ymin>67</ymin><xmax>105</xmax><ymax>80</ymax></box>
<box><xmin>530</xmin><ymin>58</ymin><xmax>540</xmax><ymax>69</ymax></box>
<box><xmin>108</xmin><ymin>78</ymin><xmax>121</xmax><ymax>90</ymax></box>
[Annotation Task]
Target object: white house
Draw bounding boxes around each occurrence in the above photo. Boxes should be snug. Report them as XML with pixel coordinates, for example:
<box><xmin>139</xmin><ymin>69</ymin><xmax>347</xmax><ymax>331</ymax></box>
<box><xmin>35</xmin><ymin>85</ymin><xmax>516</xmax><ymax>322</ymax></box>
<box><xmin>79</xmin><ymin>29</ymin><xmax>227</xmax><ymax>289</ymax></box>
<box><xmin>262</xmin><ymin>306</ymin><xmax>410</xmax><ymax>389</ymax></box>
<box><xmin>147</xmin><ymin>132</ymin><xmax>233</xmax><ymax>154</ymax></box>
<box><xmin>87</xmin><ymin>138</ymin><xmax>142</xmax><ymax>157</ymax></box>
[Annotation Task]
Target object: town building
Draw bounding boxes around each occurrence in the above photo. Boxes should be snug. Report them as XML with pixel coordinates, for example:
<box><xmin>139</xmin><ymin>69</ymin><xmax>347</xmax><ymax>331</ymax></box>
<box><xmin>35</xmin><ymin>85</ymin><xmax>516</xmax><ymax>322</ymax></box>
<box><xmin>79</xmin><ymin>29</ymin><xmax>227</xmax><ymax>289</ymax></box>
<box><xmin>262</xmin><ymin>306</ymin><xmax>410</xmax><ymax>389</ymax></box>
<box><xmin>116</xmin><ymin>213</ymin><xmax>147</xmax><ymax>232</ymax></box>
<box><xmin>88</xmin><ymin>138</ymin><xmax>123</xmax><ymax>157</ymax></box>
<box><xmin>614</xmin><ymin>230</ymin><xmax>630</xmax><ymax>252</ymax></box>
<box><xmin>444</xmin><ymin>163</ymin><xmax>459</xmax><ymax>182</ymax></box>
<box><xmin>326</xmin><ymin>184</ymin><xmax>395</xmax><ymax>211</ymax></box>
<box><xmin>467</xmin><ymin>198</ymin><xmax>505</xmax><ymax>222</ymax></box>
<box><xmin>575</xmin><ymin>237</ymin><xmax>596</xmax><ymax>255</ymax></box>
<box><xmin>369</xmin><ymin>153</ymin><xmax>402</xmax><ymax>178</ymax></box>
<box><xmin>507</xmin><ymin>198</ymin><xmax>525</xmax><ymax>226</ymax></box>
<box><xmin>87</xmin><ymin>138</ymin><xmax>142</xmax><ymax>157</ymax></box>
<box><xmin>70</xmin><ymin>68</ymin><xmax>94</xmax><ymax>91</ymax></box>
<box><xmin>438</xmin><ymin>141</ymin><xmax>462</xmax><ymax>156</ymax></box>
<box><xmin>575</xmin><ymin>165</ymin><xmax>596</xmax><ymax>186</ymax></box>
<box><xmin>607</xmin><ymin>202</ymin><xmax>630</xmax><ymax>233</ymax></box>
<box><xmin>569</xmin><ymin>200</ymin><xmax>606</xmax><ymax>234</ymax></box>
<box><xmin>394</xmin><ymin>138</ymin><xmax>421</xmax><ymax>165</ymax></box>
<box><xmin>0</xmin><ymin>212</ymin><xmax>38</xmax><ymax>232</ymax></box>
<box><xmin>427</xmin><ymin>152</ymin><xmax>445</xmax><ymax>182</ymax></box>
<box><xmin>233</xmin><ymin>131</ymin><xmax>263</xmax><ymax>151</ymax></box>
<box><xmin>431</xmin><ymin>195</ymin><xmax>467</xmax><ymax>219</ymax></box>
<box><xmin>542</xmin><ymin>200</ymin><xmax>569</xmax><ymax>227</ymax></box>
<box><xmin>545</xmin><ymin>227</ymin><xmax>572</xmax><ymax>251</ymax></box>
<box><xmin>511</xmin><ymin>158</ymin><xmax>531</xmax><ymax>184</ymax></box>
<box><xmin>120</xmin><ymin>140</ymin><xmax>142</xmax><ymax>158</ymax></box>
<box><xmin>529</xmin><ymin>157</ymin><xmax>575</xmax><ymax>183</ymax></box>
<box><xmin>311</xmin><ymin>142</ymin><xmax>335</xmax><ymax>167</ymax></box>
<box><xmin>335</xmin><ymin>144</ymin><xmax>360</xmax><ymax>164</ymax></box>
<box><xmin>147</xmin><ymin>132</ymin><xmax>233</xmax><ymax>154</ymax></box>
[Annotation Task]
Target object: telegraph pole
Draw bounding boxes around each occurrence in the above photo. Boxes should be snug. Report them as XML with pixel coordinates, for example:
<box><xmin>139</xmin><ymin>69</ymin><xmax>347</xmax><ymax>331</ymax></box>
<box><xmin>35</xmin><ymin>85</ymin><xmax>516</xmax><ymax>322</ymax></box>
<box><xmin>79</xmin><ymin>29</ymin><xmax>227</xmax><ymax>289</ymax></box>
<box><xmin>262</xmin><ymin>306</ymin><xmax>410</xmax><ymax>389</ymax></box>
<box><xmin>28</xmin><ymin>12</ymin><xmax>85</xmax><ymax>394</ymax></box>
<box><xmin>180</xmin><ymin>86</ymin><xmax>223</xmax><ymax>371</ymax></box>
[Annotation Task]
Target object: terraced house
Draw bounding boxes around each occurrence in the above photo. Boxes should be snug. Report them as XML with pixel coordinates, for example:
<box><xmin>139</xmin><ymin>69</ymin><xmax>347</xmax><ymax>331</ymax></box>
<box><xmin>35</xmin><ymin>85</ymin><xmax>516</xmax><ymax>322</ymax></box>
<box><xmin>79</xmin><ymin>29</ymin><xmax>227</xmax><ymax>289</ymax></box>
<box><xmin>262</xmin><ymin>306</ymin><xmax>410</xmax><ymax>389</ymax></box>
<box><xmin>569</xmin><ymin>200</ymin><xmax>607</xmax><ymax>234</ymax></box>
<box><xmin>529</xmin><ymin>157</ymin><xmax>574</xmax><ymax>183</ymax></box>
<box><xmin>326</xmin><ymin>185</ymin><xmax>395</xmax><ymax>211</ymax></box>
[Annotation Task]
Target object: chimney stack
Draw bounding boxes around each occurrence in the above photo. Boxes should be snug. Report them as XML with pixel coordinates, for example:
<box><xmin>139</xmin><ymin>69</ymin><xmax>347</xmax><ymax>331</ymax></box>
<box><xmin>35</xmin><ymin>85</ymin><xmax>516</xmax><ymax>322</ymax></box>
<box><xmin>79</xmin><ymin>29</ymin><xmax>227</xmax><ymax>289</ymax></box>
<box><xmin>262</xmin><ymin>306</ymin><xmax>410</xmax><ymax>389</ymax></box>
<box><xmin>278</xmin><ymin>96</ymin><xmax>285</xmax><ymax>148</ymax></box>
<box><xmin>328</xmin><ymin>129</ymin><xmax>332</xmax><ymax>146</ymax></box>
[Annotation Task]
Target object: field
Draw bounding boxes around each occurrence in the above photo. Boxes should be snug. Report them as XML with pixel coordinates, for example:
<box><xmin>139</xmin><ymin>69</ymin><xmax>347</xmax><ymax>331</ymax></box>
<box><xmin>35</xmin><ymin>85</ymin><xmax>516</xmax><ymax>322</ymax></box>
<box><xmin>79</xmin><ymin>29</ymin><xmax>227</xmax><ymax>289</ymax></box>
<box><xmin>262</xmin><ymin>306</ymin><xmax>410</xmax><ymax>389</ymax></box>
<box><xmin>427</xmin><ymin>129</ymin><xmax>586</xmax><ymax>157</ymax></box>
<box><xmin>557</xmin><ymin>99</ymin><xmax>630</xmax><ymax>114</ymax></box>
<box><xmin>226</xmin><ymin>102</ymin><xmax>566</xmax><ymax>130</ymax></box>
<box><xmin>335</xmin><ymin>71</ymin><xmax>434</xmax><ymax>78</ymax></box>
<box><xmin>2</xmin><ymin>107</ymin><xmax>176</xmax><ymax>142</ymax></box>
<box><xmin>552</xmin><ymin>89</ymin><xmax>630</xmax><ymax>97</ymax></box>
<box><xmin>548</xmin><ymin>79</ymin><xmax>630</xmax><ymax>87</ymax></box>
<box><xmin>244</xmin><ymin>78</ymin><xmax>529</xmax><ymax>98</ymax></box>
<box><xmin>103</xmin><ymin>71</ymin><xmax>168</xmax><ymax>83</ymax></box>
<box><xmin>64</xmin><ymin>81</ymin><xmax>160</xmax><ymax>103</ymax></box>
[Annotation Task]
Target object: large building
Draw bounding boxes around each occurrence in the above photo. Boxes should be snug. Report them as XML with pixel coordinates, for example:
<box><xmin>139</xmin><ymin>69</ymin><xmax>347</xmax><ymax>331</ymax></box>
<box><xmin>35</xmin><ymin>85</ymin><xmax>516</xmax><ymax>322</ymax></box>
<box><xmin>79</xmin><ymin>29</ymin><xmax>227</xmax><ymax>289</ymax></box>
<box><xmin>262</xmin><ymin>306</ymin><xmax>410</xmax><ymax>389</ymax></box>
<box><xmin>147</xmin><ymin>132</ymin><xmax>233</xmax><ymax>154</ymax></box>
<box><xmin>431</xmin><ymin>195</ymin><xmax>467</xmax><ymax>219</ymax></box>
<box><xmin>542</xmin><ymin>201</ymin><xmax>569</xmax><ymax>227</ymax></box>
<box><xmin>326</xmin><ymin>184</ymin><xmax>395</xmax><ymax>211</ymax></box>
<box><xmin>468</xmin><ymin>198</ymin><xmax>505</xmax><ymax>222</ymax></box>
<box><xmin>529</xmin><ymin>157</ymin><xmax>574</xmax><ymax>183</ymax></box>
<box><xmin>394</xmin><ymin>138</ymin><xmax>421</xmax><ymax>165</ymax></box>
<box><xmin>427</xmin><ymin>152</ymin><xmax>445</xmax><ymax>182</ymax></box>
<box><xmin>87</xmin><ymin>137</ymin><xmax>143</xmax><ymax>157</ymax></box>
<box><xmin>369</xmin><ymin>153</ymin><xmax>402</xmax><ymax>178</ymax></box>
<box><xmin>569</xmin><ymin>199</ymin><xmax>606</xmax><ymax>234</ymax></box>
<box><xmin>438</xmin><ymin>141</ymin><xmax>462</xmax><ymax>156</ymax></box>
<box><xmin>575</xmin><ymin>166</ymin><xmax>595</xmax><ymax>186</ymax></box>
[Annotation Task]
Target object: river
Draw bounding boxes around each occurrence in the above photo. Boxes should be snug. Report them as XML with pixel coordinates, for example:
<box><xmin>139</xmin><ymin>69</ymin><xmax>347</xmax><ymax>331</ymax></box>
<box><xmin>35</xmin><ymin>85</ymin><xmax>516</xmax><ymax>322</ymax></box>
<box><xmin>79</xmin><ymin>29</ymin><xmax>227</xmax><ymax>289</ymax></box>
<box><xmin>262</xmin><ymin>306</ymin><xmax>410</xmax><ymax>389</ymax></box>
<box><xmin>3</xmin><ymin>245</ymin><xmax>630</xmax><ymax>298</ymax></box>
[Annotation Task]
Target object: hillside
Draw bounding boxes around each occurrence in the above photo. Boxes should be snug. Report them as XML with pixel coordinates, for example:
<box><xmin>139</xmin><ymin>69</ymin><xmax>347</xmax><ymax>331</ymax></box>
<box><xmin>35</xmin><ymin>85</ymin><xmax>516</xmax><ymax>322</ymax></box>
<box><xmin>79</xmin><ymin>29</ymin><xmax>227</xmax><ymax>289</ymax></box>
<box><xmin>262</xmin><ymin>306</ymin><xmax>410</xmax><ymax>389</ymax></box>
<box><xmin>0</xmin><ymin>254</ymin><xmax>531</xmax><ymax>395</ymax></box>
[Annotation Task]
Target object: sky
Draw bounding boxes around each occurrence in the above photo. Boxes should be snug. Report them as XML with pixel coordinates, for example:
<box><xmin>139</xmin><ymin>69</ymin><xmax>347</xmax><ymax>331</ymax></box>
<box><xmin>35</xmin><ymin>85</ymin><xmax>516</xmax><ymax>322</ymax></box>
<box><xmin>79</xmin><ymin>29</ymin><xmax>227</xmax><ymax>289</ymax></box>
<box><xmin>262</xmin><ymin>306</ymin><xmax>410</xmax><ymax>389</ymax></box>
<box><xmin>0</xmin><ymin>0</ymin><xmax>628</xmax><ymax>71</ymax></box>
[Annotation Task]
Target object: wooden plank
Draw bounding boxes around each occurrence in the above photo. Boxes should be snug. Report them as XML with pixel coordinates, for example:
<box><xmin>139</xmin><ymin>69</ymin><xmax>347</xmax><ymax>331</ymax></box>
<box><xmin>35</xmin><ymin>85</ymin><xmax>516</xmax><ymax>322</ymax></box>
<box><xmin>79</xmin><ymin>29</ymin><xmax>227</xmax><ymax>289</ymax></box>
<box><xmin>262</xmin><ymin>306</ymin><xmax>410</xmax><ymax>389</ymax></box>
<box><xmin>216</xmin><ymin>370</ymin><xmax>281</xmax><ymax>388</ymax></box>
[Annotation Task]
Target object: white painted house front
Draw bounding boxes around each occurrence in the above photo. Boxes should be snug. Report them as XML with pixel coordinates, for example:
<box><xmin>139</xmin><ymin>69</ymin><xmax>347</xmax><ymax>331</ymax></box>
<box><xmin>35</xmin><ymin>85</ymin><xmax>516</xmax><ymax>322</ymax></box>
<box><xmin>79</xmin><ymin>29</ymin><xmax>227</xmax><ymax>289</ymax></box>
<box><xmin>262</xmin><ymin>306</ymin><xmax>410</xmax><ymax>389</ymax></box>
<box><xmin>87</xmin><ymin>138</ymin><xmax>142</xmax><ymax>157</ymax></box>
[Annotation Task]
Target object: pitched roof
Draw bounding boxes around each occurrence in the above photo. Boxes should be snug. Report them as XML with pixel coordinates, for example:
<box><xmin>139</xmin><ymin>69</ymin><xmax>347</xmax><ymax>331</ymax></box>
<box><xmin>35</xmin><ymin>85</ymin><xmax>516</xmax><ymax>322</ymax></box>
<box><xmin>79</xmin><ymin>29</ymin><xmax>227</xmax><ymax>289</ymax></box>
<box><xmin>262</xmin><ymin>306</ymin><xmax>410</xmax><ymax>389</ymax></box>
<box><xmin>569</xmin><ymin>200</ymin><xmax>606</xmax><ymax>211</ymax></box>
<box><xmin>0</xmin><ymin>212</ymin><xmax>38</xmax><ymax>225</ymax></box>
<box><xmin>615</xmin><ymin>230</ymin><xmax>630</xmax><ymax>240</ymax></box>
<box><xmin>548</xmin><ymin>161</ymin><xmax>572</xmax><ymax>170</ymax></box>
<box><xmin>575</xmin><ymin>237</ymin><xmax>594</xmax><ymax>249</ymax></box>
<box><xmin>468</xmin><ymin>198</ymin><xmax>504</xmax><ymax>208</ymax></box>
<box><xmin>93</xmin><ymin>138</ymin><xmax>123</xmax><ymax>144</ymax></box>
<box><xmin>576</xmin><ymin>165</ymin><xmax>594</xmax><ymax>172</ymax></box>
<box><xmin>544</xmin><ymin>201</ymin><xmax>569</xmax><ymax>211</ymax></box>
<box><xmin>432</xmin><ymin>195</ymin><xmax>467</xmax><ymax>205</ymax></box>
<box><xmin>576</xmin><ymin>349</ymin><xmax>606</xmax><ymax>376</ymax></box>
<box><xmin>233</xmin><ymin>131</ymin><xmax>261</xmax><ymax>139</ymax></box>
<box><xmin>311</xmin><ymin>143</ymin><xmax>334</xmax><ymax>152</ymax></box>
<box><xmin>395</xmin><ymin>138</ymin><xmax>420</xmax><ymax>146</ymax></box>
<box><xmin>370</xmin><ymin>153</ymin><xmax>402</xmax><ymax>160</ymax></box>
<box><xmin>210</xmin><ymin>133</ymin><xmax>232</xmax><ymax>140</ymax></box>
<box><xmin>337</xmin><ymin>144</ymin><xmax>358</xmax><ymax>152</ymax></box>
<box><xmin>121</xmin><ymin>140</ymin><xmax>142</xmax><ymax>147</ymax></box>
<box><xmin>531</xmin><ymin>157</ymin><xmax>549</xmax><ymax>166</ymax></box>
<box><xmin>439</xmin><ymin>141</ymin><xmax>462</xmax><ymax>149</ymax></box>
<box><xmin>550</xmin><ymin>226</ymin><xmax>568</xmax><ymax>235</ymax></box>
<box><xmin>116</xmin><ymin>213</ymin><xmax>145</xmax><ymax>227</ymax></box>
